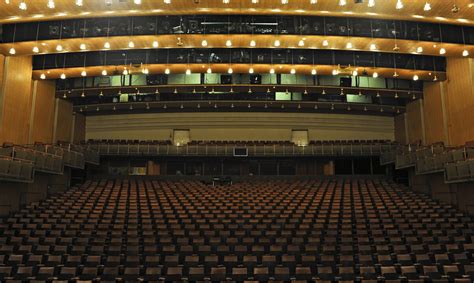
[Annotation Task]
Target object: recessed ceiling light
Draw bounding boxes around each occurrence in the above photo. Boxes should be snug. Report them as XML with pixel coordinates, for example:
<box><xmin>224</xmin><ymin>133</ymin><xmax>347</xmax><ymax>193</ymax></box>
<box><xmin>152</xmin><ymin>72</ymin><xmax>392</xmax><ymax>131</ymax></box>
<box><xmin>423</xmin><ymin>2</ymin><xmax>431</xmax><ymax>11</ymax></box>
<box><xmin>395</xmin><ymin>0</ymin><xmax>403</xmax><ymax>9</ymax></box>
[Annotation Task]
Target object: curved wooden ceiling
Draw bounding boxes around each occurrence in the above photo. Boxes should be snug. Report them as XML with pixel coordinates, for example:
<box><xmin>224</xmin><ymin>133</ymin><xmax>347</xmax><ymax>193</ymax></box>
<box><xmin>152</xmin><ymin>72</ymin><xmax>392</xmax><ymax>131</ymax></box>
<box><xmin>2</xmin><ymin>34</ymin><xmax>471</xmax><ymax>58</ymax></box>
<box><xmin>1</xmin><ymin>0</ymin><xmax>473</xmax><ymax>26</ymax></box>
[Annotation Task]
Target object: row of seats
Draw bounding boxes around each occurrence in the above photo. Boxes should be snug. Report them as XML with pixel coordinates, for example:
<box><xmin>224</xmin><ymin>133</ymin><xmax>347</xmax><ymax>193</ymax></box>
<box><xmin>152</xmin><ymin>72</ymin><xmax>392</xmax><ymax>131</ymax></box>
<box><xmin>85</xmin><ymin>140</ymin><xmax>172</xmax><ymax>145</ymax></box>
<box><xmin>309</xmin><ymin>140</ymin><xmax>394</xmax><ymax>145</ymax></box>
<box><xmin>1</xmin><ymin>178</ymin><xmax>474</xmax><ymax>282</ymax></box>
<box><xmin>0</xmin><ymin>264</ymin><xmax>472</xmax><ymax>281</ymax></box>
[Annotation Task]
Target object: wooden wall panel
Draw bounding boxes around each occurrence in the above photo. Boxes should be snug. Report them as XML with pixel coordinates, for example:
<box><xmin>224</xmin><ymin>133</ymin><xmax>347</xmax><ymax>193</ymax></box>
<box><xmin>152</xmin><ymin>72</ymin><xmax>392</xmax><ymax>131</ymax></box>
<box><xmin>0</xmin><ymin>55</ymin><xmax>4</xmax><ymax>95</ymax></box>
<box><xmin>423</xmin><ymin>82</ymin><xmax>448</xmax><ymax>145</ymax></box>
<box><xmin>86</xmin><ymin>112</ymin><xmax>395</xmax><ymax>142</ymax></box>
<box><xmin>0</xmin><ymin>56</ymin><xmax>33</xmax><ymax>145</ymax></box>
<box><xmin>54</xmin><ymin>99</ymin><xmax>73</xmax><ymax>143</ymax></box>
<box><xmin>394</xmin><ymin>114</ymin><xmax>407</xmax><ymax>144</ymax></box>
<box><xmin>30</xmin><ymin>80</ymin><xmax>56</xmax><ymax>144</ymax></box>
<box><xmin>406</xmin><ymin>100</ymin><xmax>425</xmax><ymax>145</ymax></box>
<box><xmin>72</xmin><ymin>113</ymin><xmax>86</xmax><ymax>143</ymax></box>
<box><xmin>445</xmin><ymin>58</ymin><xmax>474</xmax><ymax>146</ymax></box>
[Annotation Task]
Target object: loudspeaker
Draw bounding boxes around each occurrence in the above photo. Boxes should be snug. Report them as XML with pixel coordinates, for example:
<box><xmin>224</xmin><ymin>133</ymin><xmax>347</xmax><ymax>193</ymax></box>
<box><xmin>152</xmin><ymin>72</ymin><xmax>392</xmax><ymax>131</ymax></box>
<box><xmin>49</xmin><ymin>25</ymin><xmax>60</xmax><ymax>35</ymax></box>
<box><xmin>147</xmin><ymin>74</ymin><xmax>168</xmax><ymax>85</ymax></box>
<box><xmin>340</xmin><ymin>77</ymin><xmax>352</xmax><ymax>87</ymax></box>
<box><xmin>221</xmin><ymin>75</ymin><xmax>232</xmax><ymax>84</ymax></box>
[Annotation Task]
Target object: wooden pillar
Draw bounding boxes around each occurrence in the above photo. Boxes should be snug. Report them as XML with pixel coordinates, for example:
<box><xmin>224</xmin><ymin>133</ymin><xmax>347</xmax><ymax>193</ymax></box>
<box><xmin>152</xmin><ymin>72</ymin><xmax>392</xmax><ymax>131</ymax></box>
<box><xmin>0</xmin><ymin>55</ymin><xmax>33</xmax><ymax>145</ymax></box>
<box><xmin>29</xmin><ymin>80</ymin><xmax>57</xmax><ymax>144</ymax></box>
<box><xmin>53</xmin><ymin>98</ymin><xmax>74</xmax><ymax>143</ymax></box>
<box><xmin>394</xmin><ymin>114</ymin><xmax>408</xmax><ymax>145</ymax></box>
<box><xmin>444</xmin><ymin>57</ymin><xmax>474</xmax><ymax>146</ymax></box>
<box><xmin>72</xmin><ymin>113</ymin><xmax>86</xmax><ymax>144</ymax></box>
<box><xmin>405</xmin><ymin>99</ymin><xmax>425</xmax><ymax>145</ymax></box>
<box><xmin>423</xmin><ymin>82</ymin><xmax>449</xmax><ymax>145</ymax></box>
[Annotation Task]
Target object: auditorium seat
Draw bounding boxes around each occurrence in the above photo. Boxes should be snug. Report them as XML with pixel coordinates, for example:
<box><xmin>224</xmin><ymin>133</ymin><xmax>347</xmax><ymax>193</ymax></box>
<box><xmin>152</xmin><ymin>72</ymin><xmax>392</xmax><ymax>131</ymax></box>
<box><xmin>1</xmin><ymin>178</ymin><xmax>474</xmax><ymax>281</ymax></box>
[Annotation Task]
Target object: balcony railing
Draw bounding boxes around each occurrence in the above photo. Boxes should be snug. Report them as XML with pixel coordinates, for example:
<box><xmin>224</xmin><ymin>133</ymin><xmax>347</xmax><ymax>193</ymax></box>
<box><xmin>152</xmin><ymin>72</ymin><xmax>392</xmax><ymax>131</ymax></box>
<box><xmin>58</xmin><ymin>143</ymin><xmax>100</xmax><ymax>166</ymax></box>
<box><xmin>382</xmin><ymin>143</ymin><xmax>474</xmax><ymax>184</ymax></box>
<box><xmin>34</xmin><ymin>145</ymin><xmax>85</xmax><ymax>170</ymax></box>
<box><xmin>0</xmin><ymin>146</ymin><xmax>63</xmax><ymax>175</ymax></box>
<box><xmin>87</xmin><ymin>143</ymin><xmax>395</xmax><ymax>157</ymax></box>
<box><xmin>0</xmin><ymin>156</ymin><xmax>34</xmax><ymax>183</ymax></box>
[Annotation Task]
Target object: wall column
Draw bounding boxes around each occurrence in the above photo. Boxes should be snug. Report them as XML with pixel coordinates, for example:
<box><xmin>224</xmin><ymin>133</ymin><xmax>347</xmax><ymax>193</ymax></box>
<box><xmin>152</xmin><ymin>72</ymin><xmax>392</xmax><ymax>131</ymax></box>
<box><xmin>444</xmin><ymin>57</ymin><xmax>474</xmax><ymax>145</ymax></box>
<box><xmin>29</xmin><ymin>80</ymin><xmax>57</xmax><ymax>144</ymax></box>
<box><xmin>422</xmin><ymin>82</ymin><xmax>449</xmax><ymax>145</ymax></box>
<box><xmin>53</xmin><ymin>98</ymin><xmax>74</xmax><ymax>143</ymax></box>
<box><xmin>0</xmin><ymin>55</ymin><xmax>33</xmax><ymax>145</ymax></box>
<box><xmin>405</xmin><ymin>99</ymin><xmax>425</xmax><ymax>145</ymax></box>
<box><xmin>394</xmin><ymin>113</ymin><xmax>408</xmax><ymax>144</ymax></box>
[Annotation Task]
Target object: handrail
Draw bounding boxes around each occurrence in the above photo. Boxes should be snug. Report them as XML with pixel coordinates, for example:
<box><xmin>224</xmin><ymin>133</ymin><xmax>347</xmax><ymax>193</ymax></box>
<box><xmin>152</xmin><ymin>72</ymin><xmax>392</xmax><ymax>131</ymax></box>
<box><xmin>88</xmin><ymin>142</ymin><xmax>394</xmax><ymax>157</ymax></box>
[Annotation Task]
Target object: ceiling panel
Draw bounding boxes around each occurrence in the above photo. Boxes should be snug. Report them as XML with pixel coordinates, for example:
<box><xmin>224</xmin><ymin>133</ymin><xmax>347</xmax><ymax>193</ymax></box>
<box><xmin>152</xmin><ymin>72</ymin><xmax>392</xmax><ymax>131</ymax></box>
<box><xmin>0</xmin><ymin>0</ymin><xmax>473</xmax><ymax>26</ymax></box>
<box><xmin>1</xmin><ymin>34</ymin><xmax>470</xmax><ymax>58</ymax></box>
